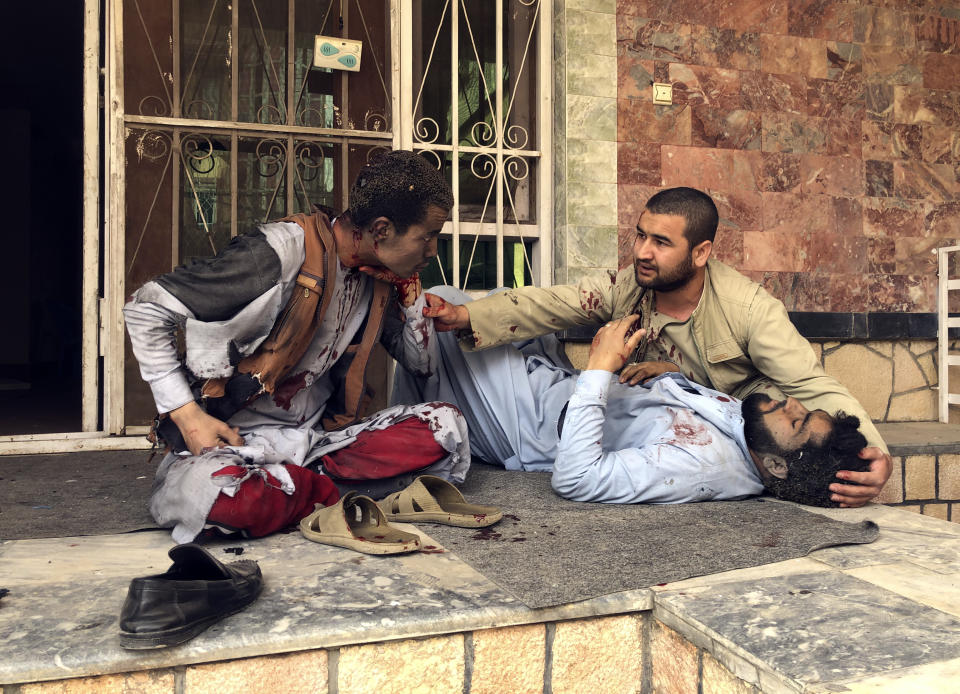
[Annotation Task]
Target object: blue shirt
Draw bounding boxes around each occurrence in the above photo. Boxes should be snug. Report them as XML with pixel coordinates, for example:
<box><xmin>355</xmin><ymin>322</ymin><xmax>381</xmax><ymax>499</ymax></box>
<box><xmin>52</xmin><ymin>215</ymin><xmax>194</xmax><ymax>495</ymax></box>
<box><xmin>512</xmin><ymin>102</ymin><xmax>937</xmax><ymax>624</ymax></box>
<box><xmin>552</xmin><ymin>371</ymin><xmax>765</xmax><ymax>504</ymax></box>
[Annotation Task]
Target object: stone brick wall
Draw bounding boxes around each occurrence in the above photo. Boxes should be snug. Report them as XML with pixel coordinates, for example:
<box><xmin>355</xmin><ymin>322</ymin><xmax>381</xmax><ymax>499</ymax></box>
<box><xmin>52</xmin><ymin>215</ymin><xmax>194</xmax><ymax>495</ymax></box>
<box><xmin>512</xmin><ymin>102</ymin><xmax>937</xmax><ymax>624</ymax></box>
<box><xmin>877</xmin><ymin>453</ymin><xmax>960</xmax><ymax>522</ymax></box>
<box><xmin>12</xmin><ymin>616</ymin><xmax>763</xmax><ymax>694</ymax></box>
<box><xmin>616</xmin><ymin>0</ymin><xmax>960</xmax><ymax>314</ymax></box>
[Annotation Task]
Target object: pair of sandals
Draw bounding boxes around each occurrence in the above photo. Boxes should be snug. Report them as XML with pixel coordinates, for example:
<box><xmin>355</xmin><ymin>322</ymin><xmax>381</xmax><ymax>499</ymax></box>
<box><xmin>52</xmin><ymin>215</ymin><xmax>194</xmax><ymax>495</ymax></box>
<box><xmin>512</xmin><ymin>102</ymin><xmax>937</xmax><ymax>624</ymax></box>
<box><xmin>299</xmin><ymin>475</ymin><xmax>501</xmax><ymax>555</ymax></box>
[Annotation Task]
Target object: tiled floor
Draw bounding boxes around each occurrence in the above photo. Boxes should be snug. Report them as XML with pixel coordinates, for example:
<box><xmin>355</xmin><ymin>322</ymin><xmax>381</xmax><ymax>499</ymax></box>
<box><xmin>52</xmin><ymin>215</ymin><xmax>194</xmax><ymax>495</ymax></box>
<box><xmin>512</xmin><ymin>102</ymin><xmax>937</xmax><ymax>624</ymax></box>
<box><xmin>2</xmin><ymin>503</ymin><xmax>959</xmax><ymax>692</ymax></box>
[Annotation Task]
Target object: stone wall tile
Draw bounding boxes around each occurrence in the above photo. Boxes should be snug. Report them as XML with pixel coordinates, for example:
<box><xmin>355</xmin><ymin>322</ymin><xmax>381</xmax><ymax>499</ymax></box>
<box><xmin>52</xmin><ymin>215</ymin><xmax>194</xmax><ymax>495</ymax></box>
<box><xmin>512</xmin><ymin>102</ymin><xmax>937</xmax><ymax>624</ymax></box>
<box><xmin>867</xmin><ymin>237</ymin><xmax>896</xmax><ymax>273</ymax></box>
<box><xmin>824</xmin><ymin>117</ymin><xmax>862</xmax><ymax>157</ymax></box>
<box><xmin>743</xmin><ymin>232</ymin><xmax>804</xmax><ymax>272</ymax></box>
<box><xmin>338</xmin><ymin>636</ymin><xmax>464</xmax><ymax>694</ymax></box>
<box><xmin>866</xmin><ymin>82</ymin><xmax>894</xmax><ymax>121</ymax></box>
<box><xmin>827</xmin><ymin>41</ymin><xmax>862</xmax><ymax>80</ymax></box>
<box><xmin>925</xmin><ymin>202</ymin><xmax>960</xmax><ymax>237</ymax></box>
<box><xmin>822</xmin><ymin>344</ymin><xmax>893</xmax><ymax>419</ymax></box>
<box><xmin>888</xmin><ymin>388</ymin><xmax>937</xmax><ymax>422</ymax></box>
<box><xmin>862</xmin><ymin>197</ymin><xmax>925</xmax><ymax>237</ymax></box>
<box><xmin>761</xmin><ymin>113</ymin><xmax>827</xmax><ymax>155</ymax></box>
<box><xmin>618</xmin><ymin>100</ymin><xmax>691</xmax><ymax>145</ymax></box>
<box><xmin>893</xmin><ymin>160</ymin><xmax>960</xmax><ymax>203</ymax></box>
<box><xmin>712</xmin><ymin>227</ymin><xmax>744</xmax><ymax>266</ymax></box>
<box><xmin>619</xmin><ymin>226</ymin><xmax>636</xmax><ymax>269</ymax></box>
<box><xmin>618</xmin><ymin>183</ymin><xmax>660</xmax><ymax>226</ymax></box>
<box><xmin>923</xmin><ymin>52</ymin><xmax>960</xmax><ymax>91</ymax></box>
<box><xmin>712</xmin><ymin>190</ymin><xmax>763</xmax><ymax>231</ymax></box>
<box><xmin>569</xmin><ymin>53</ymin><xmax>618</xmax><ymax>99</ymax></box>
<box><xmin>690</xmin><ymin>26</ymin><xmax>761</xmax><ymax>70</ymax></box>
<box><xmin>862</xmin><ymin>45</ymin><xmax>922</xmax><ymax>85</ymax></box>
<box><xmin>807</xmin><ymin>76</ymin><xmax>865</xmax><ymax>120</ymax></box>
<box><xmin>568</xmin><ymin>182</ymin><xmax>619</xmax><ymax>226</ymax></box>
<box><xmin>618</xmin><ymin>52</ymin><xmax>654</xmax><ymax>101</ymax></box>
<box><xmin>862</xmin><ymin>122</ymin><xmax>923</xmax><ymax>161</ymax></box>
<box><xmin>853</xmin><ymin>5</ymin><xmax>916</xmax><ymax>47</ymax></box>
<box><xmin>568</xmin><ymin>95</ymin><xmax>617</xmax><ymax>141</ymax></box>
<box><xmin>940</xmin><ymin>454</ymin><xmax>960</xmax><ymax>500</ymax></box>
<box><xmin>920</xmin><ymin>125</ymin><xmax>960</xmax><ymax>166</ymax></box>
<box><xmin>623</xmin><ymin>18</ymin><xmax>693</xmax><ymax>62</ymax></box>
<box><xmin>650</xmin><ymin>620</ymin><xmax>699</xmax><ymax>694</ymax></box>
<box><xmin>895</xmin><ymin>236</ymin><xmax>950</xmax><ymax>276</ymax></box>
<box><xmin>715</xmin><ymin>0</ymin><xmax>787</xmax><ymax>34</ymax></box>
<box><xmin>617</xmin><ymin>0</ymin><xmax>650</xmax><ymax>18</ymax></box>
<box><xmin>471</xmin><ymin>625</ymin><xmax>545</xmax><ymax>694</ymax></box>
<box><xmin>865</xmin><ymin>159</ymin><xmax>894</xmax><ymax>198</ymax></box>
<box><xmin>567</xmin><ymin>9</ymin><xmax>617</xmax><ymax>57</ymax></box>
<box><xmin>922</xmin><ymin>503</ymin><xmax>950</xmax><ymax>520</ymax></box>
<box><xmin>568</xmin><ymin>226</ymin><xmax>619</xmax><ymax>267</ymax></box>
<box><xmin>668</xmin><ymin>63</ymin><xmax>742</xmax><ymax>109</ymax></box>
<box><xmin>762</xmin><ymin>192</ymin><xmax>836</xmax><ymax>234</ymax></box>
<box><xmin>905</xmin><ymin>455</ymin><xmax>936</xmax><ymax>500</ymax></box>
<box><xmin>702</xmin><ymin>650</ymin><xmax>757</xmax><ymax>694</ymax></box>
<box><xmin>661</xmin><ymin>146</ymin><xmax>761</xmax><ymax>192</ymax></box>
<box><xmin>800</xmin><ymin>155</ymin><xmax>864</xmax><ymax>197</ymax></box>
<box><xmin>894</xmin><ymin>86</ymin><xmax>960</xmax><ymax>128</ymax></box>
<box><xmin>916</xmin><ymin>13</ymin><xmax>960</xmax><ymax>54</ymax></box>
<box><xmin>788</xmin><ymin>0</ymin><xmax>854</xmax><ymax>41</ymax></box>
<box><xmin>758</xmin><ymin>153</ymin><xmax>802</xmax><ymax>193</ymax></box>
<box><xmin>761</xmin><ymin>35</ymin><xmax>828</xmax><ymax>78</ymax></box>
<box><xmin>618</xmin><ymin>142</ymin><xmax>662</xmax><ymax>186</ymax></box>
<box><xmin>551</xmin><ymin>615</ymin><xmax>643</xmax><ymax>693</ymax></box>
<box><xmin>184</xmin><ymin>652</ymin><xmax>326</xmax><ymax>694</ymax></box>
<box><xmin>568</xmin><ymin>139</ymin><xmax>619</xmax><ymax>183</ymax></box>
<box><xmin>20</xmin><ymin>671</ymin><xmax>175</xmax><ymax>694</ymax></box>
<box><xmin>894</xmin><ymin>343</ymin><xmax>931</xmax><ymax>391</ymax></box>
<box><xmin>741</xmin><ymin>71</ymin><xmax>807</xmax><ymax>115</ymax></box>
<box><xmin>875</xmin><ymin>456</ymin><xmax>904</xmax><ymax>504</ymax></box>
<box><xmin>691</xmin><ymin>107</ymin><xmax>761</xmax><ymax>150</ymax></box>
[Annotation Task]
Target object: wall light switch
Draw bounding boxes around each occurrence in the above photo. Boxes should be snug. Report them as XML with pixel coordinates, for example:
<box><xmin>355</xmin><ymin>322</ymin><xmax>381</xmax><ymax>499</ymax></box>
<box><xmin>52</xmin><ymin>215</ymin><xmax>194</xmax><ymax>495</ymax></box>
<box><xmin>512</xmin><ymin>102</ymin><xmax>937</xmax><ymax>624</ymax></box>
<box><xmin>313</xmin><ymin>36</ymin><xmax>362</xmax><ymax>72</ymax></box>
<box><xmin>652</xmin><ymin>82</ymin><xmax>673</xmax><ymax>105</ymax></box>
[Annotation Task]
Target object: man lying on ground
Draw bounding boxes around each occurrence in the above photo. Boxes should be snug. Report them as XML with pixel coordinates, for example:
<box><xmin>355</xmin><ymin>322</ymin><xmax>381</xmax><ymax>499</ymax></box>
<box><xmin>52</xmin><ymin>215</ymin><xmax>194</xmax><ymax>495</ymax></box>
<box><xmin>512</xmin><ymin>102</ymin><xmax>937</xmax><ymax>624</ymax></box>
<box><xmin>423</xmin><ymin>187</ymin><xmax>889</xmax><ymax>507</ymax></box>
<box><xmin>393</xmin><ymin>287</ymin><xmax>867</xmax><ymax>506</ymax></box>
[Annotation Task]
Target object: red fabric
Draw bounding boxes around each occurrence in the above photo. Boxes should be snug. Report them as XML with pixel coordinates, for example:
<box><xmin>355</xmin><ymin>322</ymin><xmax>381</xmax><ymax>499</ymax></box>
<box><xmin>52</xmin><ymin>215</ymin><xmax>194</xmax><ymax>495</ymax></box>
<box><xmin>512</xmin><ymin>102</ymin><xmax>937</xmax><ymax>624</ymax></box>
<box><xmin>321</xmin><ymin>416</ymin><xmax>448</xmax><ymax>480</ymax></box>
<box><xmin>206</xmin><ymin>464</ymin><xmax>340</xmax><ymax>538</ymax></box>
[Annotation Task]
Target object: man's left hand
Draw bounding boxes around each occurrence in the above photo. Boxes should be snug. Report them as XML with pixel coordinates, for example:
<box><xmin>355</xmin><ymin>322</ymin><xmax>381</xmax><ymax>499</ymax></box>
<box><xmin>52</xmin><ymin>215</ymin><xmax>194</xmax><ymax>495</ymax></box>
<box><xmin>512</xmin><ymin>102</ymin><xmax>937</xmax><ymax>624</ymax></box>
<box><xmin>830</xmin><ymin>447</ymin><xmax>892</xmax><ymax>507</ymax></box>
<box><xmin>587</xmin><ymin>315</ymin><xmax>645</xmax><ymax>373</ymax></box>
<box><xmin>358</xmin><ymin>266</ymin><xmax>421</xmax><ymax>307</ymax></box>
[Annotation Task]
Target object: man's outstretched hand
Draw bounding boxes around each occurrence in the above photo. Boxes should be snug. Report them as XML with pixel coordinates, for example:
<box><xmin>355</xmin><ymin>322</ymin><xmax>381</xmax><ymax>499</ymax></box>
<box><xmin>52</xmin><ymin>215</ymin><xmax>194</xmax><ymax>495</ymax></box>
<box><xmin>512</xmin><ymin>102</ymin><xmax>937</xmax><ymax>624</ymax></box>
<box><xmin>830</xmin><ymin>447</ymin><xmax>892</xmax><ymax>507</ymax></box>
<box><xmin>169</xmin><ymin>401</ymin><xmax>244</xmax><ymax>456</ymax></box>
<box><xmin>587</xmin><ymin>315</ymin><xmax>646</xmax><ymax>373</ymax></box>
<box><xmin>618</xmin><ymin>361</ymin><xmax>680</xmax><ymax>385</ymax></box>
<box><xmin>422</xmin><ymin>292</ymin><xmax>470</xmax><ymax>332</ymax></box>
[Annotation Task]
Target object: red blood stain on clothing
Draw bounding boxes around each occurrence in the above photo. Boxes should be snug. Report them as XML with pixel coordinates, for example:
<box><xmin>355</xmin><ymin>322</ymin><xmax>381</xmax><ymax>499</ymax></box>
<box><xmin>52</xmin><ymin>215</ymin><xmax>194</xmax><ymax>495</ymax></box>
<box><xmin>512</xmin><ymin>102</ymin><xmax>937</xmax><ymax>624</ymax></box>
<box><xmin>273</xmin><ymin>370</ymin><xmax>308</xmax><ymax>410</ymax></box>
<box><xmin>472</xmin><ymin>331</ymin><xmax>483</xmax><ymax>346</ymax></box>
<box><xmin>474</xmin><ymin>513</ymin><xmax>487</xmax><ymax>522</ymax></box>
<box><xmin>509</xmin><ymin>325</ymin><xmax>518</xmax><ymax>332</ymax></box>
<box><xmin>665</xmin><ymin>408</ymin><xmax>712</xmax><ymax>447</ymax></box>
<box><xmin>579</xmin><ymin>289</ymin><xmax>602</xmax><ymax>312</ymax></box>
<box><xmin>716</xmin><ymin>396</ymin><xmax>730</xmax><ymax>402</ymax></box>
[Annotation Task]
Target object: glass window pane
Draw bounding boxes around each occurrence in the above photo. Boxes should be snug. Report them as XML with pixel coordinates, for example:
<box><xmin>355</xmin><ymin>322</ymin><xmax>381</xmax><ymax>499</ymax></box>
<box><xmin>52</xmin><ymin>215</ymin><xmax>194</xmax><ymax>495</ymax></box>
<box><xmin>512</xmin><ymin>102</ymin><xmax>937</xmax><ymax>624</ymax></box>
<box><xmin>180</xmin><ymin>1</ymin><xmax>232</xmax><ymax>120</ymax></box>
<box><xmin>179</xmin><ymin>133</ymin><xmax>232</xmax><ymax>260</ymax></box>
<box><xmin>238</xmin><ymin>0</ymin><xmax>289</xmax><ymax>124</ymax></box>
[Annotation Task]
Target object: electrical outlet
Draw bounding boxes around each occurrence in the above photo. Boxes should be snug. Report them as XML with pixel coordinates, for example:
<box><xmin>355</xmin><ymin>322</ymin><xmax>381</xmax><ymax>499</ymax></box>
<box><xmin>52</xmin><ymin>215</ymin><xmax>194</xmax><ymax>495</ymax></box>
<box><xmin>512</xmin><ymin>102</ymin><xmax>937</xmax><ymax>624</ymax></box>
<box><xmin>313</xmin><ymin>36</ymin><xmax>362</xmax><ymax>72</ymax></box>
<box><xmin>652</xmin><ymin>82</ymin><xmax>673</xmax><ymax>105</ymax></box>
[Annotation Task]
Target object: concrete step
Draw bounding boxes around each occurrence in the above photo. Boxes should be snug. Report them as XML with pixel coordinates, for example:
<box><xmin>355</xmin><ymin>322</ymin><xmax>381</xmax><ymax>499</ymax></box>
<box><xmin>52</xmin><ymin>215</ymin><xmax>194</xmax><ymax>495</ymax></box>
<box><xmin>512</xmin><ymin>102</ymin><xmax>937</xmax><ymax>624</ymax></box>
<box><xmin>877</xmin><ymin>421</ymin><xmax>960</xmax><ymax>456</ymax></box>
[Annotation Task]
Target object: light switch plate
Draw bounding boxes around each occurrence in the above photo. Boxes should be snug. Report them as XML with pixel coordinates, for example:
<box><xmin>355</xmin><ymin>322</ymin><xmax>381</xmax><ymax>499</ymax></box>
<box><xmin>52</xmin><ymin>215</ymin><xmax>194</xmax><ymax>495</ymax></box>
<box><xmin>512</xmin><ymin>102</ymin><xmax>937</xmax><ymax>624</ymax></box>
<box><xmin>652</xmin><ymin>82</ymin><xmax>673</xmax><ymax>105</ymax></box>
<box><xmin>313</xmin><ymin>36</ymin><xmax>362</xmax><ymax>72</ymax></box>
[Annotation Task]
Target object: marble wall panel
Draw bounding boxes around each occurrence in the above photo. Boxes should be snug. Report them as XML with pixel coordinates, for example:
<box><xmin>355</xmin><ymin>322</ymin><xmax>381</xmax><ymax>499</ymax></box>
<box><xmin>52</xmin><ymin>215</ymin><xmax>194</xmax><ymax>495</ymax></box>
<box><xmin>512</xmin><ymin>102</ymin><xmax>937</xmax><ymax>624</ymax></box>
<box><xmin>714</xmin><ymin>0</ymin><xmax>788</xmax><ymax>34</ymax></box>
<box><xmin>761</xmin><ymin>35</ymin><xmax>828</xmax><ymax>78</ymax></box>
<box><xmin>618</xmin><ymin>141</ymin><xmax>662</xmax><ymax>185</ymax></box>
<box><xmin>827</xmin><ymin>41</ymin><xmax>863</xmax><ymax>81</ymax></box>
<box><xmin>689</xmin><ymin>26</ymin><xmax>760</xmax><ymax>70</ymax></box>
<box><xmin>863</xmin><ymin>46</ymin><xmax>922</xmax><ymax>85</ymax></box>
<box><xmin>612</xmin><ymin>1</ymin><xmax>960</xmax><ymax>313</ymax></box>
<box><xmin>787</xmin><ymin>0</ymin><xmax>855</xmax><ymax>41</ymax></box>
<box><xmin>740</xmin><ymin>71</ymin><xmax>807</xmax><ymax>115</ymax></box>
<box><xmin>758</xmin><ymin>152</ymin><xmax>803</xmax><ymax>193</ymax></box>
<box><xmin>861</xmin><ymin>121</ymin><xmax>923</xmax><ymax>160</ymax></box>
<box><xmin>800</xmin><ymin>154</ymin><xmax>865</xmax><ymax>197</ymax></box>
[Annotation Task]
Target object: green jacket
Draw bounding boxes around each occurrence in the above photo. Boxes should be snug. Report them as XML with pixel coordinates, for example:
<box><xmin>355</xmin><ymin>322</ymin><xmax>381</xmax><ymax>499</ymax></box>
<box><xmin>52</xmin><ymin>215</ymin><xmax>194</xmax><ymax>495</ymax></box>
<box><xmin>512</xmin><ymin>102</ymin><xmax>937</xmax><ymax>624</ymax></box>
<box><xmin>461</xmin><ymin>259</ymin><xmax>886</xmax><ymax>451</ymax></box>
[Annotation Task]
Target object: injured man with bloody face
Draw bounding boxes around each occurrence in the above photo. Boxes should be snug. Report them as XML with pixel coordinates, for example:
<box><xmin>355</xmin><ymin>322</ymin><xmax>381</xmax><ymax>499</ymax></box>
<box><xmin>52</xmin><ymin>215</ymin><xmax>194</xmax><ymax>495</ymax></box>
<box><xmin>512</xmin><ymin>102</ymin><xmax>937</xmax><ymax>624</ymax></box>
<box><xmin>392</xmin><ymin>287</ymin><xmax>869</xmax><ymax>507</ymax></box>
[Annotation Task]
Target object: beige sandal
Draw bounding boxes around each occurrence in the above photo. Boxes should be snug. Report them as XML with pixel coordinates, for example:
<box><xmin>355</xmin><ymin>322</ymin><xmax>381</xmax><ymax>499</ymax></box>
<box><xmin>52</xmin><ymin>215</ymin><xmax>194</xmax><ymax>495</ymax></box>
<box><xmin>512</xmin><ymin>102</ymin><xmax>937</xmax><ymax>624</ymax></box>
<box><xmin>299</xmin><ymin>491</ymin><xmax>421</xmax><ymax>554</ymax></box>
<box><xmin>377</xmin><ymin>475</ymin><xmax>502</xmax><ymax>528</ymax></box>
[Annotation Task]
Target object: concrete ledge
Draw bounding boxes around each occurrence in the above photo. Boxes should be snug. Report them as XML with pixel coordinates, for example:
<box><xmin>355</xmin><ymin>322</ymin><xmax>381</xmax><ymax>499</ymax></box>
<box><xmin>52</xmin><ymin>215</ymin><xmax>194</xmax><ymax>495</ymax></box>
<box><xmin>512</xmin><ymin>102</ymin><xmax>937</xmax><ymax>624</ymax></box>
<box><xmin>878</xmin><ymin>421</ymin><xmax>960</xmax><ymax>456</ymax></box>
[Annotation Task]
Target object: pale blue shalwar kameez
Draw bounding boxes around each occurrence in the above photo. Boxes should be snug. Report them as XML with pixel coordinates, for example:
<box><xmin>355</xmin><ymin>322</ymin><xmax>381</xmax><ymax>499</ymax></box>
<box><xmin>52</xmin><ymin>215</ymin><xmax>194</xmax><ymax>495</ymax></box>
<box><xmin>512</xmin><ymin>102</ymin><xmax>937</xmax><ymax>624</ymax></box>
<box><xmin>391</xmin><ymin>287</ymin><xmax>765</xmax><ymax>504</ymax></box>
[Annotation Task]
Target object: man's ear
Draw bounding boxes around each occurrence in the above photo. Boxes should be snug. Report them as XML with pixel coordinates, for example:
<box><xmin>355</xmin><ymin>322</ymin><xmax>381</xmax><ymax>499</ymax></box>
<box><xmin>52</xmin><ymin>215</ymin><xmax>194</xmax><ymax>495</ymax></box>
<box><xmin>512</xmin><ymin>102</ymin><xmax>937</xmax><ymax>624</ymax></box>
<box><xmin>692</xmin><ymin>239</ymin><xmax>712</xmax><ymax>268</ymax></box>
<box><xmin>761</xmin><ymin>454</ymin><xmax>789</xmax><ymax>480</ymax></box>
<box><xmin>370</xmin><ymin>216</ymin><xmax>394</xmax><ymax>241</ymax></box>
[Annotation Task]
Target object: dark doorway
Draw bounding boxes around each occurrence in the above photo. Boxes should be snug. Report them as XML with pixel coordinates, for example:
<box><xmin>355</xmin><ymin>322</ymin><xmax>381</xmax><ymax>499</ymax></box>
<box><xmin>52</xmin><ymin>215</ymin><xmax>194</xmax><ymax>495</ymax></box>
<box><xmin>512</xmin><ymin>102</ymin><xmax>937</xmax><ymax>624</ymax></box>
<box><xmin>0</xmin><ymin>1</ymin><xmax>85</xmax><ymax>434</ymax></box>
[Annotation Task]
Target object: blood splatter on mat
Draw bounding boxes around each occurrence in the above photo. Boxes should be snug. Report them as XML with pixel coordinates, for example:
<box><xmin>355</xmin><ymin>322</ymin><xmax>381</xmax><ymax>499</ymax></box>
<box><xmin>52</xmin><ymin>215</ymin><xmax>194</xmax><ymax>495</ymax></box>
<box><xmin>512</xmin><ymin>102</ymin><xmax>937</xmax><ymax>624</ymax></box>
<box><xmin>418</xmin><ymin>464</ymin><xmax>878</xmax><ymax>609</ymax></box>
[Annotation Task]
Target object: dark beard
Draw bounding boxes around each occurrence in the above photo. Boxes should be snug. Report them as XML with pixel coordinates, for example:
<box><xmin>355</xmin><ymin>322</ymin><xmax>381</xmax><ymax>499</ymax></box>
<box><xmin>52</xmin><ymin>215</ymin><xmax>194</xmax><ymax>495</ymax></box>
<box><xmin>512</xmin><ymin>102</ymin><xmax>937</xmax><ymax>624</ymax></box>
<box><xmin>634</xmin><ymin>253</ymin><xmax>696</xmax><ymax>292</ymax></box>
<box><xmin>741</xmin><ymin>392</ymin><xmax>786</xmax><ymax>457</ymax></box>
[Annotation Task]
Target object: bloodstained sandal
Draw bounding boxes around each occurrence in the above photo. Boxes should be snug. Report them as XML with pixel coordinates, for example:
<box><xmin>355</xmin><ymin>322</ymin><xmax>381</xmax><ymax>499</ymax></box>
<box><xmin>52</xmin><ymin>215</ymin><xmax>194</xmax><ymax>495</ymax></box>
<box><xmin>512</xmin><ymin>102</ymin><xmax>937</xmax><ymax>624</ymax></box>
<box><xmin>299</xmin><ymin>491</ymin><xmax>421</xmax><ymax>555</ymax></box>
<box><xmin>377</xmin><ymin>475</ymin><xmax>502</xmax><ymax>528</ymax></box>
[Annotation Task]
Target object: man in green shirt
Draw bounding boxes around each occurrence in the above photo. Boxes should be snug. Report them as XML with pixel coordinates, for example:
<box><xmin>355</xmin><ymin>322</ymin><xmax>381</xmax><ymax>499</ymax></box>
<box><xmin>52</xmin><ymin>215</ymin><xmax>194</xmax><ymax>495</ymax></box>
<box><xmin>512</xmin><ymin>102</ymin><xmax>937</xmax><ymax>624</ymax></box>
<box><xmin>423</xmin><ymin>187</ymin><xmax>892</xmax><ymax>507</ymax></box>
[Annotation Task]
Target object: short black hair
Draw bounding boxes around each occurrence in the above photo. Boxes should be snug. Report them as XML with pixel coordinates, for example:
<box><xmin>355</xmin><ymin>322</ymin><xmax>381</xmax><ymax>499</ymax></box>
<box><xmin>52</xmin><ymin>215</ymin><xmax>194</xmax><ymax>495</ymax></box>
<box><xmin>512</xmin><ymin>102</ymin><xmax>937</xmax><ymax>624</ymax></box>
<box><xmin>645</xmin><ymin>187</ymin><xmax>719</xmax><ymax>247</ymax></box>
<box><xmin>763</xmin><ymin>412</ymin><xmax>869</xmax><ymax>507</ymax></box>
<box><xmin>347</xmin><ymin>150</ymin><xmax>453</xmax><ymax>233</ymax></box>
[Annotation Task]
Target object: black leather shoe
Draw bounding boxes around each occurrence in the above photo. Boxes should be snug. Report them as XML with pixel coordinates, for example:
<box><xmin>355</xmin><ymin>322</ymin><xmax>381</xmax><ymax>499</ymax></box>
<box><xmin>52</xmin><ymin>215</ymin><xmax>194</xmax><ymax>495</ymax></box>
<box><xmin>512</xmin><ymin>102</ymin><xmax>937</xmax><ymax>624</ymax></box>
<box><xmin>118</xmin><ymin>543</ymin><xmax>263</xmax><ymax>649</ymax></box>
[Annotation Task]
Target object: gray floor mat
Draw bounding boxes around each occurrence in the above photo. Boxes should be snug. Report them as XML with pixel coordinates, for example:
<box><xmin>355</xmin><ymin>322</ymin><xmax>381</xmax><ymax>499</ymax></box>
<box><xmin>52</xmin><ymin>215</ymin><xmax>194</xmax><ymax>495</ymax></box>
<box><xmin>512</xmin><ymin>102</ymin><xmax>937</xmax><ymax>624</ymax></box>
<box><xmin>421</xmin><ymin>464</ymin><xmax>879</xmax><ymax>609</ymax></box>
